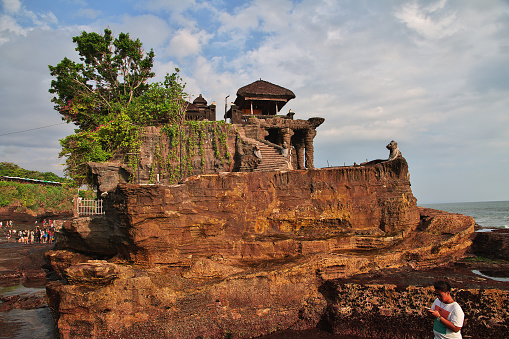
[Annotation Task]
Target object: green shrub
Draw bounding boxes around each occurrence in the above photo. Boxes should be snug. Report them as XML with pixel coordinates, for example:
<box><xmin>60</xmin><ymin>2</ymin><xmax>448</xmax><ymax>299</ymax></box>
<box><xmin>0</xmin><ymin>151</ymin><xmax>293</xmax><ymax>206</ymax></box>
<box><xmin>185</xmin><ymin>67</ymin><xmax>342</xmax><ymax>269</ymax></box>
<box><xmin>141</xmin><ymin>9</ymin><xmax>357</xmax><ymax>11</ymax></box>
<box><xmin>0</xmin><ymin>181</ymin><xmax>82</xmax><ymax>212</ymax></box>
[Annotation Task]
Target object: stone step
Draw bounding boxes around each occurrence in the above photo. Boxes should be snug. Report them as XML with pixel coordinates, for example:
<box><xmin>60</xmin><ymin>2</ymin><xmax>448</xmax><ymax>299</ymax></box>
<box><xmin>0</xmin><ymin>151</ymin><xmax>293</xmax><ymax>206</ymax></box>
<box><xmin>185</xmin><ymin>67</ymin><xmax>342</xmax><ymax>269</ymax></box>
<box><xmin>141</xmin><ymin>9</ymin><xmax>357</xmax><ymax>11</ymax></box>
<box><xmin>237</xmin><ymin>126</ymin><xmax>290</xmax><ymax>172</ymax></box>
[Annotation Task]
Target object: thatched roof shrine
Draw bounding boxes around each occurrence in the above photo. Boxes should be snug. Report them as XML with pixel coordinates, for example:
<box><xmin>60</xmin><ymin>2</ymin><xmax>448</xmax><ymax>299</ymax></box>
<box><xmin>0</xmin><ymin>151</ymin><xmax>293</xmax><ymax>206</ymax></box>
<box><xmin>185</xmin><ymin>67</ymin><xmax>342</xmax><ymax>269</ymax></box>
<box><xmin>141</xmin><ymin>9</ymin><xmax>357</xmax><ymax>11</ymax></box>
<box><xmin>236</xmin><ymin>79</ymin><xmax>295</xmax><ymax>101</ymax></box>
<box><xmin>233</xmin><ymin>79</ymin><xmax>295</xmax><ymax>116</ymax></box>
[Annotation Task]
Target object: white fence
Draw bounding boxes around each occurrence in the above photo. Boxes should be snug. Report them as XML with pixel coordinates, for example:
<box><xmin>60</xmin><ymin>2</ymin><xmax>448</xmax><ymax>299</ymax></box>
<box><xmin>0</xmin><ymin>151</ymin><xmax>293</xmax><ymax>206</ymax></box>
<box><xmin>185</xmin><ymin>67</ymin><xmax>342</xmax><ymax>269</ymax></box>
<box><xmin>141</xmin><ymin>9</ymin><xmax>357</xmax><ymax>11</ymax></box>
<box><xmin>76</xmin><ymin>198</ymin><xmax>105</xmax><ymax>216</ymax></box>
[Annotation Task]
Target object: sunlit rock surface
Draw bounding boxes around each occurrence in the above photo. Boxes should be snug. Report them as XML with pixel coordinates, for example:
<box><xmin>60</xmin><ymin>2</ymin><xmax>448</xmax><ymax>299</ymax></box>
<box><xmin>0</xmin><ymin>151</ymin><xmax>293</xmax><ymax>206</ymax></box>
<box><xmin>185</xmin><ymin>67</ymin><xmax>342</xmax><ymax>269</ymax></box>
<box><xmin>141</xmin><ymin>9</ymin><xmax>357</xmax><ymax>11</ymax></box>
<box><xmin>46</xmin><ymin>158</ymin><xmax>482</xmax><ymax>338</ymax></box>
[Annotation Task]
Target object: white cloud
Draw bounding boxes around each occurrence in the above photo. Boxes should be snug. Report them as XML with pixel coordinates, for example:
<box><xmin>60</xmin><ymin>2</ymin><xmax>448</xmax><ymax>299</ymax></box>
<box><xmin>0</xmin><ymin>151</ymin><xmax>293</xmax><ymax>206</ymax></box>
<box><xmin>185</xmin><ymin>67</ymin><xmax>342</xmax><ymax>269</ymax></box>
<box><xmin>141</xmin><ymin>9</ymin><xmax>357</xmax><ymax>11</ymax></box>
<box><xmin>395</xmin><ymin>0</ymin><xmax>461</xmax><ymax>40</ymax></box>
<box><xmin>167</xmin><ymin>28</ymin><xmax>211</xmax><ymax>58</ymax></box>
<box><xmin>141</xmin><ymin>0</ymin><xmax>197</xmax><ymax>13</ymax></box>
<box><xmin>0</xmin><ymin>14</ymin><xmax>25</xmax><ymax>42</ymax></box>
<box><xmin>0</xmin><ymin>0</ymin><xmax>59</xmax><ymax>45</ymax></box>
<box><xmin>2</xmin><ymin>0</ymin><xmax>21</xmax><ymax>14</ymax></box>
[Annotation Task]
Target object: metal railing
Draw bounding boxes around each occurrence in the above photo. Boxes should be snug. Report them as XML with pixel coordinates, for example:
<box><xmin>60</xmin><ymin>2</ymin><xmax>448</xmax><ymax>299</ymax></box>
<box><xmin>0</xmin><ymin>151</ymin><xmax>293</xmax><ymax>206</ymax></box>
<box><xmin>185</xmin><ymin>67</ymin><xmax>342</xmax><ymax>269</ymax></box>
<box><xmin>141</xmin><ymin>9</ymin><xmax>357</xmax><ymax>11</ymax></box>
<box><xmin>77</xmin><ymin>198</ymin><xmax>105</xmax><ymax>216</ymax></box>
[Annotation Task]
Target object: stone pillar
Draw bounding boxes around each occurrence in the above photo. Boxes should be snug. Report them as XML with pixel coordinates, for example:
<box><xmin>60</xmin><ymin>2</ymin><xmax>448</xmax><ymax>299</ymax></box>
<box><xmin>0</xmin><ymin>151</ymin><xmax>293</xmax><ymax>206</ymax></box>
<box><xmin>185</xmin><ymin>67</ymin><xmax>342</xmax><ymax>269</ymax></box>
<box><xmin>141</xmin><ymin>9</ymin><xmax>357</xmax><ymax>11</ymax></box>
<box><xmin>73</xmin><ymin>196</ymin><xmax>80</xmax><ymax>217</ymax></box>
<box><xmin>304</xmin><ymin>128</ymin><xmax>317</xmax><ymax>169</ymax></box>
<box><xmin>294</xmin><ymin>140</ymin><xmax>305</xmax><ymax>170</ymax></box>
<box><xmin>281</xmin><ymin>128</ymin><xmax>294</xmax><ymax>148</ymax></box>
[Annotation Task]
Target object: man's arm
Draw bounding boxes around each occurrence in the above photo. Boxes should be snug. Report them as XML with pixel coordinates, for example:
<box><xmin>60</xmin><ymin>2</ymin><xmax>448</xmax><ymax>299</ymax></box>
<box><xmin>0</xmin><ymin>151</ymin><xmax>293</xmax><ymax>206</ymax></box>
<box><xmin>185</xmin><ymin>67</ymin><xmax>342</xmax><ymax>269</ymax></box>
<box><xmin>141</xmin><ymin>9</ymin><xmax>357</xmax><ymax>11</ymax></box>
<box><xmin>427</xmin><ymin>309</ymin><xmax>462</xmax><ymax>332</ymax></box>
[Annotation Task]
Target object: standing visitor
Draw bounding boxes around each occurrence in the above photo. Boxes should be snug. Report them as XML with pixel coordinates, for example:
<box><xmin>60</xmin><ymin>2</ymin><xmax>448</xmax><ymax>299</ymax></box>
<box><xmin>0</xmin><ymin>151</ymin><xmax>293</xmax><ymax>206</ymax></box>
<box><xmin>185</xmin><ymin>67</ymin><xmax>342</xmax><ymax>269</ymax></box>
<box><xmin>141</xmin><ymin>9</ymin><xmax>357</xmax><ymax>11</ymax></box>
<box><xmin>35</xmin><ymin>226</ymin><xmax>41</xmax><ymax>243</ymax></box>
<box><xmin>427</xmin><ymin>280</ymin><xmax>465</xmax><ymax>339</ymax></box>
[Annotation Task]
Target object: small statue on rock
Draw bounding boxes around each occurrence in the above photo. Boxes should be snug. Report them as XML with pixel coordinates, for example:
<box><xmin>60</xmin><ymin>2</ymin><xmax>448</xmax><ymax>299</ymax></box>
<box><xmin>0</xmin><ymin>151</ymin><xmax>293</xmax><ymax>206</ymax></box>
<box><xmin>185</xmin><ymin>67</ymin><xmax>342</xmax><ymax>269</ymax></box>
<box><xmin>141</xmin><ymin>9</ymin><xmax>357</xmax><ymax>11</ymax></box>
<box><xmin>254</xmin><ymin>144</ymin><xmax>262</xmax><ymax>159</ymax></box>
<box><xmin>281</xmin><ymin>141</ymin><xmax>289</xmax><ymax>158</ymax></box>
<box><xmin>387</xmin><ymin>140</ymin><xmax>401</xmax><ymax>160</ymax></box>
<box><xmin>360</xmin><ymin>140</ymin><xmax>402</xmax><ymax>166</ymax></box>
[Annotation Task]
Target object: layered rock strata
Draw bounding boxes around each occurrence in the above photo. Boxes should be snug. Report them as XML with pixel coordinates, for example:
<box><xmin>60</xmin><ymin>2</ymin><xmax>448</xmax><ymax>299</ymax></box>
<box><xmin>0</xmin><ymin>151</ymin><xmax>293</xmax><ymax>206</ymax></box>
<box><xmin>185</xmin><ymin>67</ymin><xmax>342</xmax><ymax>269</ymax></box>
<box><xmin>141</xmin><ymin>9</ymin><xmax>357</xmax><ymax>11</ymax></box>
<box><xmin>46</xmin><ymin>158</ymin><xmax>477</xmax><ymax>338</ymax></box>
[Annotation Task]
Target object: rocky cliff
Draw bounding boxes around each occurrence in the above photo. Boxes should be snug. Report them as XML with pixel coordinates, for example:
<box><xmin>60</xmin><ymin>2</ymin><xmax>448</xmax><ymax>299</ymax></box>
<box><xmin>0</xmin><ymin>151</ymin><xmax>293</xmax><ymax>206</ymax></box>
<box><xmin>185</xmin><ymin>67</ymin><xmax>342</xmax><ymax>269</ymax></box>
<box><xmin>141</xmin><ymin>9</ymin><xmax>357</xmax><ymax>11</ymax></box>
<box><xmin>45</xmin><ymin>157</ymin><xmax>484</xmax><ymax>338</ymax></box>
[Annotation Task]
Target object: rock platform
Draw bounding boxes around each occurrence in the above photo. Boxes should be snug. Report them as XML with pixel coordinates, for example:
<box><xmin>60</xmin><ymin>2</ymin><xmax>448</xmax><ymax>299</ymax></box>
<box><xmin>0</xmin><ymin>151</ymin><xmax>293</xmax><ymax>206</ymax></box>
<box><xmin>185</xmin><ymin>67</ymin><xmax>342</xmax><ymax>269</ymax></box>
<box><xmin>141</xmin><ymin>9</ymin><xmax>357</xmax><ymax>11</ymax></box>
<box><xmin>41</xmin><ymin>158</ymin><xmax>508</xmax><ymax>338</ymax></box>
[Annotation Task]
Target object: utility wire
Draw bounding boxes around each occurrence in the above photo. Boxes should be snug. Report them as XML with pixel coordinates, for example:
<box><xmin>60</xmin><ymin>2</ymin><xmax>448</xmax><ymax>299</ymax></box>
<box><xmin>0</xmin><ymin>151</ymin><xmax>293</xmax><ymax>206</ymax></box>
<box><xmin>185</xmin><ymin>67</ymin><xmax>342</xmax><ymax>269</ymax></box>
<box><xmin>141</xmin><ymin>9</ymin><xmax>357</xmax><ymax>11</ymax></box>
<box><xmin>0</xmin><ymin>122</ymin><xmax>68</xmax><ymax>137</ymax></box>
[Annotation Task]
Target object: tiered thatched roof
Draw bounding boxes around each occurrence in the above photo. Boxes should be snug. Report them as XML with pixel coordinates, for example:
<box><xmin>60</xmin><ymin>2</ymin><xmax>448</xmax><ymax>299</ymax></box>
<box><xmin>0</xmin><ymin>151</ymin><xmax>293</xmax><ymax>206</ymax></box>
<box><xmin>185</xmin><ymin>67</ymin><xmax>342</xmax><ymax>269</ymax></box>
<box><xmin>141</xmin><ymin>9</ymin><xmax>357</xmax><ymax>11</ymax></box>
<box><xmin>235</xmin><ymin>80</ymin><xmax>295</xmax><ymax>102</ymax></box>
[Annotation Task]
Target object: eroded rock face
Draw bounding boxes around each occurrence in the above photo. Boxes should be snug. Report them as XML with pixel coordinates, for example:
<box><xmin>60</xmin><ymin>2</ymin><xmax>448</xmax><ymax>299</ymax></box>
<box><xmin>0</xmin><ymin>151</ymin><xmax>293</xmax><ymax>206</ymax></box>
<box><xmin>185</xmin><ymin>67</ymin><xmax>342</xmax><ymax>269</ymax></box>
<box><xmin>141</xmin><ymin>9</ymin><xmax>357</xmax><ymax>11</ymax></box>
<box><xmin>61</xmin><ymin>158</ymin><xmax>422</xmax><ymax>266</ymax></box>
<box><xmin>88</xmin><ymin>162</ymin><xmax>132</xmax><ymax>196</ymax></box>
<box><xmin>46</xmin><ymin>158</ymin><xmax>479</xmax><ymax>338</ymax></box>
<box><xmin>471</xmin><ymin>229</ymin><xmax>509</xmax><ymax>260</ymax></box>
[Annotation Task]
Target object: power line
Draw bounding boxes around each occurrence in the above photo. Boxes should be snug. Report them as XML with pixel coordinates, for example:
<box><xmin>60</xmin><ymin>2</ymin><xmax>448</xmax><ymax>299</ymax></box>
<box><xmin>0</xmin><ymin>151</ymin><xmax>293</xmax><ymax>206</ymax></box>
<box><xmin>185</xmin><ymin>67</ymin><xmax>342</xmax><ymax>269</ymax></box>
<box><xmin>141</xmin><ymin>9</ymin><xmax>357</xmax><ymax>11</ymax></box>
<box><xmin>0</xmin><ymin>122</ymin><xmax>68</xmax><ymax>137</ymax></box>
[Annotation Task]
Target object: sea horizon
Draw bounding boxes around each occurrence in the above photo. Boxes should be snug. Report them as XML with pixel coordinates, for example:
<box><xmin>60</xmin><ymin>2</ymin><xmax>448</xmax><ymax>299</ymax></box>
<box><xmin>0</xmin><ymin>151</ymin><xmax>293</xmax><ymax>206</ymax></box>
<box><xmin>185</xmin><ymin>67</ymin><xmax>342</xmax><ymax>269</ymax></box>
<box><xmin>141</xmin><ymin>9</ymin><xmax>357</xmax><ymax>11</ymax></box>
<box><xmin>419</xmin><ymin>199</ymin><xmax>509</xmax><ymax>205</ymax></box>
<box><xmin>420</xmin><ymin>200</ymin><xmax>509</xmax><ymax>229</ymax></box>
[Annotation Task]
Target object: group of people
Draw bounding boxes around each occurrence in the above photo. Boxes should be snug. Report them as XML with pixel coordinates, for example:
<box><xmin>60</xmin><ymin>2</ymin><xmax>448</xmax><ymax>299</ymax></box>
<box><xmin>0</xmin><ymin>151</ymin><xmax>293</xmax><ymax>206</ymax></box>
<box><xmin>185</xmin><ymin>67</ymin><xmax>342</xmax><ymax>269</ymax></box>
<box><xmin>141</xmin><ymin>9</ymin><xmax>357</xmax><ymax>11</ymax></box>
<box><xmin>2</xmin><ymin>219</ymin><xmax>56</xmax><ymax>244</ymax></box>
<box><xmin>0</xmin><ymin>220</ymin><xmax>14</xmax><ymax>228</ymax></box>
<box><xmin>6</xmin><ymin>227</ymin><xmax>55</xmax><ymax>244</ymax></box>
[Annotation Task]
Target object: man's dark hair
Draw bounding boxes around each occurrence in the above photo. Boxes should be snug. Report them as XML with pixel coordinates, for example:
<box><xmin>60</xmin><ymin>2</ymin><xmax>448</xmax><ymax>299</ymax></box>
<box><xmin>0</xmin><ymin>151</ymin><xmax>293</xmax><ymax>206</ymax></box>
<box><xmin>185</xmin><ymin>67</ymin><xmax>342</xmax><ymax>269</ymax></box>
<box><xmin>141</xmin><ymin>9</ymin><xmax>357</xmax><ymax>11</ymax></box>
<box><xmin>434</xmin><ymin>280</ymin><xmax>452</xmax><ymax>292</ymax></box>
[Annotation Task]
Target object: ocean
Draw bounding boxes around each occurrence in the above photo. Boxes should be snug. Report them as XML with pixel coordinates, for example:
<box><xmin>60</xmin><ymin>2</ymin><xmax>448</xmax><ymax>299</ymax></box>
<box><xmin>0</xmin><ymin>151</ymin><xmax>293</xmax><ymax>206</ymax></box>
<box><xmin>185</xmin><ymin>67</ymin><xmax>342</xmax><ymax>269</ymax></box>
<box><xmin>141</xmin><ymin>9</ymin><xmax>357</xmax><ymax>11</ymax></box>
<box><xmin>420</xmin><ymin>200</ymin><xmax>509</xmax><ymax>230</ymax></box>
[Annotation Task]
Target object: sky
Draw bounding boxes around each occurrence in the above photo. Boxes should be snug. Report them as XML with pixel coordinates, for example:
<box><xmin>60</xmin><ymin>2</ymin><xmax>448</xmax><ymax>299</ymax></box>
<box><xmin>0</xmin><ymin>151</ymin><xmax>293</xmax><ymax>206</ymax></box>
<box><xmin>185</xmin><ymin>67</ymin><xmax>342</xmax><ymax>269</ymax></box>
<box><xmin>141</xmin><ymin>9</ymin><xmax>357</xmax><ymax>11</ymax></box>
<box><xmin>0</xmin><ymin>0</ymin><xmax>508</xmax><ymax>204</ymax></box>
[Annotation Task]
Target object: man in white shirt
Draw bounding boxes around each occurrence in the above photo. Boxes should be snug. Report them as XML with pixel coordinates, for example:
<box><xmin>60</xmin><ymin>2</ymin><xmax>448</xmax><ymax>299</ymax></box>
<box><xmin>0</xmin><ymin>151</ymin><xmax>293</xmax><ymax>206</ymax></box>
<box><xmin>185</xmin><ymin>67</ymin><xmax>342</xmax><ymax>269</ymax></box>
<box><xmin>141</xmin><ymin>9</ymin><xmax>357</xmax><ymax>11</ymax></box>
<box><xmin>427</xmin><ymin>281</ymin><xmax>465</xmax><ymax>339</ymax></box>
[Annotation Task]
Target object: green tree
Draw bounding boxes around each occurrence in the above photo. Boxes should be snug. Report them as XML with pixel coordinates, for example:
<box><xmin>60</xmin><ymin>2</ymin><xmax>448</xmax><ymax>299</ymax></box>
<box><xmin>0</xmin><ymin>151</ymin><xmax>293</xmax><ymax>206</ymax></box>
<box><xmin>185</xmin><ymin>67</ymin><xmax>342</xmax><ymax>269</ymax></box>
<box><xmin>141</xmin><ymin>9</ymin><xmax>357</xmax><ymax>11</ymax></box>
<box><xmin>48</xmin><ymin>29</ymin><xmax>155</xmax><ymax>130</ymax></box>
<box><xmin>49</xmin><ymin>29</ymin><xmax>189</xmax><ymax>186</ymax></box>
<box><xmin>126</xmin><ymin>70</ymin><xmax>188</xmax><ymax>125</ymax></box>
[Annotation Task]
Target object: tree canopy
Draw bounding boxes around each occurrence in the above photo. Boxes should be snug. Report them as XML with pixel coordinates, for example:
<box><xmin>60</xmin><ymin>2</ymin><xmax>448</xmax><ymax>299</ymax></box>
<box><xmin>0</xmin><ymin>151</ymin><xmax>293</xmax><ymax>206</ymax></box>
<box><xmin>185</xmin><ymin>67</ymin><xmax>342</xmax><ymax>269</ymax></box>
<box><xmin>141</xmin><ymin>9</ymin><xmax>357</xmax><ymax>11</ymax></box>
<box><xmin>49</xmin><ymin>29</ymin><xmax>188</xmax><ymax>186</ymax></box>
<box><xmin>49</xmin><ymin>29</ymin><xmax>156</xmax><ymax>130</ymax></box>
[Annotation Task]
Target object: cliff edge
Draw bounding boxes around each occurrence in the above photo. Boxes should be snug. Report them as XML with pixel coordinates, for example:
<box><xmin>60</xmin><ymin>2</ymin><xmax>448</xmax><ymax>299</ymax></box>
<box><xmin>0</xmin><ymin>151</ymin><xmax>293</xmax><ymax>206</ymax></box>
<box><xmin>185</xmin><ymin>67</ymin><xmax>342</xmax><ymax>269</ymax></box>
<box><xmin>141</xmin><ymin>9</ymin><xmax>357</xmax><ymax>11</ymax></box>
<box><xmin>44</xmin><ymin>157</ymin><xmax>486</xmax><ymax>338</ymax></box>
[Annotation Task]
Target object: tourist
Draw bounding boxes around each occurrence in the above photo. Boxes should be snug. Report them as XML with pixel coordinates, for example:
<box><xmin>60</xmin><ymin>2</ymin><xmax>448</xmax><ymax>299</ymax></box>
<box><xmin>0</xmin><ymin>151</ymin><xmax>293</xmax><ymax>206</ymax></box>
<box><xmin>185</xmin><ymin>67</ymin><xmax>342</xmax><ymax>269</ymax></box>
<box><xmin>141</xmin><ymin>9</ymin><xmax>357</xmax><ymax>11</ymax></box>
<box><xmin>427</xmin><ymin>280</ymin><xmax>465</xmax><ymax>339</ymax></box>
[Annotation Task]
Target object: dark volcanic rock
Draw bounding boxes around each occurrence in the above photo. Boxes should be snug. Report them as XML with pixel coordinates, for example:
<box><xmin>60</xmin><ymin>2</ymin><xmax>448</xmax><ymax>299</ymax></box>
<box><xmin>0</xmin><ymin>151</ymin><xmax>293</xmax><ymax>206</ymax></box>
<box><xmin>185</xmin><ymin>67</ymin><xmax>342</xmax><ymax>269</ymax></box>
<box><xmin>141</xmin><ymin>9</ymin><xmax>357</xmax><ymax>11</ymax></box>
<box><xmin>0</xmin><ymin>290</ymin><xmax>47</xmax><ymax>312</ymax></box>
<box><xmin>60</xmin><ymin>158</ymin><xmax>426</xmax><ymax>267</ymax></box>
<box><xmin>45</xmin><ymin>250</ymin><xmax>93</xmax><ymax>278</ymax></box>
<box><xmin>0</xmin><ymin>205</ymin><xmax>72</xmax><ymax>225</ymax></box>
<box><xmin>0</xmin><ymin>243</ymin><xmax>52</xmax><ymax>288</ymax></box>
<box><xmin>471</xmin><ymin>229</ymin><xmax>509</xmax><ymax>260</ymax></box>
<box><xmin>319</xmin><ymin>280</ymin><xmax>509</xmax><ymax>339</ymax></box>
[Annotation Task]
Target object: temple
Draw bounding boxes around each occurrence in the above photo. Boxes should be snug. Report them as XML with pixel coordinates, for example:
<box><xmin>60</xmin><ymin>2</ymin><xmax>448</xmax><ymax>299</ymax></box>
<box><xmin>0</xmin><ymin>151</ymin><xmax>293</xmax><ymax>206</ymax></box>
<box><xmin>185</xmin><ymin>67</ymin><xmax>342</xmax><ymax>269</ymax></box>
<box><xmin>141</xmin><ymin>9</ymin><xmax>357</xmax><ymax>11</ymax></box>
<box><xmin>87</xmin><ymin>79</ymin><xmax>325</xmax><ymax>192</ymax></box>
<box><xmin>184</xmin><ymin>94</ymin><xmax>216</xmax><ymax>121</ymax></box>
<box><xmin>222</xmin><ymin>79</ymin><xmax>324</xmax><ymax>169</ymax></box>
<box><xmin>225</xmin><ymin>79</ymin><xmax>296</xmax><ymax>122</ymax></box>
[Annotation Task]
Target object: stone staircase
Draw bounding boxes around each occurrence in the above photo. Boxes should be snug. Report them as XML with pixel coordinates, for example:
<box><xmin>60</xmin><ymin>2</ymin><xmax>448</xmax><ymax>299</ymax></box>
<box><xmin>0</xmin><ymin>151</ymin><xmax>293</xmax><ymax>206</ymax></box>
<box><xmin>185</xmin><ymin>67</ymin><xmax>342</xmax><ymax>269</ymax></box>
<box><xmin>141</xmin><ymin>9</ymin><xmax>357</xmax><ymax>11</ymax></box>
<box><xmin>237</xmin><ymin>128</ymin><xmax>290</xmax><ymax>172</ymax></box>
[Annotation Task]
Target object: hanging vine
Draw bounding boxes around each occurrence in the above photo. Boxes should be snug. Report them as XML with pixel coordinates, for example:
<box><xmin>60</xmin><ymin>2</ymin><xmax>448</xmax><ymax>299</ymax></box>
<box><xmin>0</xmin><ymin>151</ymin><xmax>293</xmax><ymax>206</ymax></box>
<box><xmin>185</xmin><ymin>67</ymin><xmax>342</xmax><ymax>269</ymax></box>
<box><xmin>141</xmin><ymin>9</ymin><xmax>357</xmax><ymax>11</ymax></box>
<box><xmin>149</xmin><ymin>120</ymin><xmax>234</xmax><ymax>184</ymax></box>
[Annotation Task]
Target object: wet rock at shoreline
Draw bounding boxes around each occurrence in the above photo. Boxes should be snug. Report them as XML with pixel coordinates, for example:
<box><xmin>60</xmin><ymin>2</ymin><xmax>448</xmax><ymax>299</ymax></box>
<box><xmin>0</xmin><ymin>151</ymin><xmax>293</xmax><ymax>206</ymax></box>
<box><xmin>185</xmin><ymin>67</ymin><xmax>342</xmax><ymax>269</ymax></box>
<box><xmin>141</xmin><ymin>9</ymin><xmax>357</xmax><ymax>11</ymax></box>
<box><xmin>0</xmin><ymin>290</ymin><xmax>47</xmax><ymax>312</ymax></box>
<box><xmin>471</xmin><ymin>229</ymin><xmax>509</xmax><ymax>261</ymax></box>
